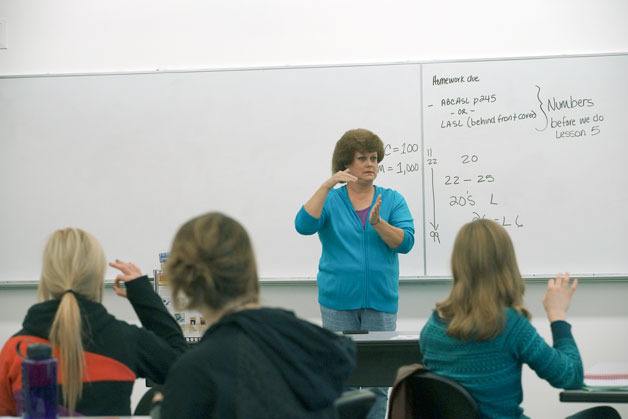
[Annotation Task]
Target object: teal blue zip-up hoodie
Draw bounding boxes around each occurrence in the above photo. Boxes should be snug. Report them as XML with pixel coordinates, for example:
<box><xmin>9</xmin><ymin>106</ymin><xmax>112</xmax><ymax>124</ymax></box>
<box><xmin>295</xmin><ymin>185</ymin><xmax>414</xmax><ymax>313</ymax></box>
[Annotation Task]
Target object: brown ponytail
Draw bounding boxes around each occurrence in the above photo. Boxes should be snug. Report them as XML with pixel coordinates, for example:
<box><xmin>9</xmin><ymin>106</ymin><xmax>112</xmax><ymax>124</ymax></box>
<box><xmin>167</xmin><ymin>212</ymin><xmax>259</xmax><ymax>312</ymax></box>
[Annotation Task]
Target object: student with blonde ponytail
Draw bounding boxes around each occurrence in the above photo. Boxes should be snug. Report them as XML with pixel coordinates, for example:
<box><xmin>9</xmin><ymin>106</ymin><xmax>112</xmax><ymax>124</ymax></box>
<box><xmin>0</xmin><ymin>228</ymin><xmax>186</xmax><ymax>416</ymax></box>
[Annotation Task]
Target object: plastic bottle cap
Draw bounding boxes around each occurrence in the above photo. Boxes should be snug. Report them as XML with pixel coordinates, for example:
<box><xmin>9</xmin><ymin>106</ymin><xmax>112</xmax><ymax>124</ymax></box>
<box><xmin>26</xmin><ymin>343</ymin><xmax>52</xmax><ymax>360</ymax></box>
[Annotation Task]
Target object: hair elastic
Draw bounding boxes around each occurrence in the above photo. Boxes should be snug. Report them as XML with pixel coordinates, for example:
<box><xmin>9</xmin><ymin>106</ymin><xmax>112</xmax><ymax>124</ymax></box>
<box><xmin>61</xmin><ymin>289</ymin><xmax>77</xmax><ymax>297</ymax></box>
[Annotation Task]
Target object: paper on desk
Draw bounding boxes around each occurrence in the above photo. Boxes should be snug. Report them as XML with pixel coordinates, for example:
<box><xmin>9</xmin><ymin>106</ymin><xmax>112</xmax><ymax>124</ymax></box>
<box><xmin>584</xmin><ymin>362</ymin><xmax>628</xmax><ymax>390</ymax></box>
<box><xmin>391</xmin><ymin>334</ymin><xmax>419</xmax><ymax>340</ymax></box>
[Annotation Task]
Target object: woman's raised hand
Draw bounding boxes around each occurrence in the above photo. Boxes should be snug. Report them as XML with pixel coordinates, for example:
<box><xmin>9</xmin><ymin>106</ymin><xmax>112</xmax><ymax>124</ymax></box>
<box><xmin>109</xmin><ymin>259</ymin><xmax>143</xmax><ymax>298</ymax></box>
<box><xmin>369</xmin><ymin>194</ymin><xmax>382</xmax><ymax>225</ymax></box>
<box><xmin>543</xmin><ymin>272</ymin><xmax>578</xmax><ymax>322</ymax></box>
<box><xmin>323</xmin><ymin>169</ymin><xmax>358</xmax><ymax>189</ymax></box>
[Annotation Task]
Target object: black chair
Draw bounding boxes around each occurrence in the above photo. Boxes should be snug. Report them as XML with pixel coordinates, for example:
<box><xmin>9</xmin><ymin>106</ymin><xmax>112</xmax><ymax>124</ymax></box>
<box><xmin>405</xmin><ymin>371</ymin><xmax>479</xmax><ymax>419</ymax></box>
<box><xmin>134</xmin><ymin>386</ymin><xmax>163</xmax><ymax>416</ymax></box>
<box><xmin>334</xmin><ymin>389</ymin><xmax>377</xmax><ymax>419</ymax></box>
<box><xmin>566</xmin><ymin>405</ymin><xmax>621</xmax><ymax>419</ymax></box>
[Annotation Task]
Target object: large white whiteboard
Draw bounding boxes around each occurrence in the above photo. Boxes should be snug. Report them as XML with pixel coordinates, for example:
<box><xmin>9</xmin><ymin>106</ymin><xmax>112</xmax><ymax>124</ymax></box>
<box><xmin>422</xmin><ymin>54</ymin><xmax>628</xmax><ymax>276</ymax></box>
<box><xmin>1</xmin><ymin>54</ymin><xmax>627</xmax><ymax>283</ymax></box>
<box><xmin>0</xmin><ymin>64</ymin><xmax>424</xmax><ymax>282</ymax></box>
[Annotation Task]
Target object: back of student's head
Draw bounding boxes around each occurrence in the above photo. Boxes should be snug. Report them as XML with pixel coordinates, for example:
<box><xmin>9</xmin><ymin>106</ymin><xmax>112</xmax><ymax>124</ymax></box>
<box><xmin>166</xmin><ymin>212</ymin><xmax>259</xmax><ymax>313</ymax></box>
<box><xmin>38</xmin><ymin>227</ymin><xmax>107</xmax><ymax>414</ymax></box>
<box><xmin>436</xmin><ymin>219</ymin><xmax>529</xmax><ymax>340</ymax></box>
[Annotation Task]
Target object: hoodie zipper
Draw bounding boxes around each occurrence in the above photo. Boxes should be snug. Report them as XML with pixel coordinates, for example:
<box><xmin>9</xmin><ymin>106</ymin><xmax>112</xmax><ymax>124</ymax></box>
<box><xmin>362</xmin><ymin>186</ymin><xmax>378</xmax><ymax>309</ymax></box>
<box><xmin>343</xmin><ymin>186</ymin><xmax>377</xmax><ymax>309</ymax></box>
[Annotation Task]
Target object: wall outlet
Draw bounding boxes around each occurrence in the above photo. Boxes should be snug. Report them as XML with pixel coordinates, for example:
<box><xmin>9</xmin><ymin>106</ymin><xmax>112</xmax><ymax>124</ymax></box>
<box><xmin>0</xmin><ymin>20</ymin><xmax>7</xmax><ymax>49</ymax></box>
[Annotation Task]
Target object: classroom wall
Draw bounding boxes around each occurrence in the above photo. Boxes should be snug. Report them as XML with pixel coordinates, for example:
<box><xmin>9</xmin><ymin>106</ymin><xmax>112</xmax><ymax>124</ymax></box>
<box><xmin>1</xmin><ymin>0</ymin><xmax>628</xmax><ymax>75</ymax></box>
<box><xmin>1</xmin><ymin>0</ymin><xmax>627</xmax><ymax>417</ymax></box>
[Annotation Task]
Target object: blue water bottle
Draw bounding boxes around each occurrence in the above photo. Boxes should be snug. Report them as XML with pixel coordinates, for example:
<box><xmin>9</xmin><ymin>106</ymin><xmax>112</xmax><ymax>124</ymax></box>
<box><xmin>22</xmin><ymin>343</ymin><xmax>58</xmax><ymax>418</ymax></box>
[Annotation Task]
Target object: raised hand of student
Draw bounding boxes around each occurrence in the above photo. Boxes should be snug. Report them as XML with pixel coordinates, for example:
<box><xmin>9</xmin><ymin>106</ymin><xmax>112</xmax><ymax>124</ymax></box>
<box><xmin>110</xmin><ymin>259</ymin><xmax>143</xmax><ymax>298</ymax></box>
<box><xmin>543</xmin><ymin>272</ymin><xmax>578</xmax><ymax>322</ymax></box>
<box><xmin>369</xmin><ymin>194</ymin><xmax>382</xmax><ymax>225</ymax></box>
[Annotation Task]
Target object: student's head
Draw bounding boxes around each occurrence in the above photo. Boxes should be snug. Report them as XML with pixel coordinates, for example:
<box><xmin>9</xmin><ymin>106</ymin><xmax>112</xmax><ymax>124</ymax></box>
<box><xmin>166</xmin><ymin>212</ymin><xmax>259</xmax><ymax>314</ymax></box>
<box><xmin>436</xmin><ymin>219</ymin><xmax>529</xmax><ymax>340</ymax></box>
<box><xmin>37</xmin><ymin>228</ymin><xmax>107</xmax><ymax>414</ymax></box>
<box><xmin>39</xmin><ymin>228</ymin><xmax>106</xmax><ymax>302</ymax></box>
<box><xmin>331</xmin><ymin>128</ymin><xmax>385</xmax><ymax>174</ymax></box>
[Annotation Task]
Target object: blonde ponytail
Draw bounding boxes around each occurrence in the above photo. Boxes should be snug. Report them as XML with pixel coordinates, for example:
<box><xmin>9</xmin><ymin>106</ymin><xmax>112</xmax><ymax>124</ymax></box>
<box><xmin>38</xmin><ymin>228</ymin><xmax>107</xmax><ymax>415</ymax></box>
<box><xmin>49</xmin><ymin>292</ymin><xmax>84</xmax><ymax>414</ymax></box>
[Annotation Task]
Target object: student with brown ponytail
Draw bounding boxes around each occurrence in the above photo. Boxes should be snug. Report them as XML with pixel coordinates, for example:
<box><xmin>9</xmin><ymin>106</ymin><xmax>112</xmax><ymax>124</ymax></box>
<box><xmin>158</xmin><ymin>212</ymin><xmax>356</xmax><ymax>419</ymax></box>
<box><xmin>0</xmin><ymin>228</ymin><xmax>186</xmax><ymax>416</ymax></box>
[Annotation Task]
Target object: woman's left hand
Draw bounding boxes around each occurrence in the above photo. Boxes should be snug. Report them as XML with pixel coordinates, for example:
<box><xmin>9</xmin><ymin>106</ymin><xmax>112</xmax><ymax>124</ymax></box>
<box><xmin>369</xmin><ymin>194</ymin><xmax>382</xmax><ymax>226</ymax></box>
<box><xmin>109</xmin><ymin>259</ymin><xmax>143</xmax><ymax>298</ymax></box>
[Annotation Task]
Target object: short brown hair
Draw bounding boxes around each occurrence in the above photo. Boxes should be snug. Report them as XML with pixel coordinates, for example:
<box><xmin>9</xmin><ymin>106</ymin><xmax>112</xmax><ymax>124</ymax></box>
<box><xmin>166</xmin><ymin>212</ymin><xmax>259</xmax><ymax>312</ymax></box>
<box><xmin>331</xmin><ymin>128</ymin><xmax>385</xmax><ymax>174</ymax></box>
<box><xmin>436</xmin><ymin>219</ymin><xmax>530</xmax><ymax>340</ymax></box>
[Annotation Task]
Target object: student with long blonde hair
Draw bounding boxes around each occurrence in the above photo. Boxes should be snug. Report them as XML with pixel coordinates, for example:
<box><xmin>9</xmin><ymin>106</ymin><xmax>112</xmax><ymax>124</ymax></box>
<box><xmin>419</xmin><ymin>219</ymin><xmax>584</xmax><ymax>418</ymax></box>
<box><xmin>0</xmin><ymin>228</ymin><xmax>186</xmax><ymax>416</ymax></box>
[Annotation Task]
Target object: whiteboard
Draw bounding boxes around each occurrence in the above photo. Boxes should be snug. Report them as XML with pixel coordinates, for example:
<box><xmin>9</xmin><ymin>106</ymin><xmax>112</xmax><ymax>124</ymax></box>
<box><xmin>2</xmin><ymin>54</ymin><xmax>628</xmax><ymax>283</ymax></box>
<box><xmin>422</xmin><ymin>54</ymin><xmax>628</xmax><ymax>276</ymax></box>
<box><xmin>0</xmin><ymin>64</ymin><xmax>424</xmax><ymax>282</ymax></box>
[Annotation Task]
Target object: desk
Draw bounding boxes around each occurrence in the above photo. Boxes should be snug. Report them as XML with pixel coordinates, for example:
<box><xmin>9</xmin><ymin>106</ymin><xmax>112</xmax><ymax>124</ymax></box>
<box><xmin>560</xmin><ymin>390</ymin><xmax>628</xmax><ymax>403</ymax></box>
<box><xmin>153</xmin><ymin>331</ymin><xmax>420</xmax><ymax>388</ymax></box>
<box><xmin>345</xmin><ymin>331</ymin><xmax>421</xmax><ymax>387</ymax></box>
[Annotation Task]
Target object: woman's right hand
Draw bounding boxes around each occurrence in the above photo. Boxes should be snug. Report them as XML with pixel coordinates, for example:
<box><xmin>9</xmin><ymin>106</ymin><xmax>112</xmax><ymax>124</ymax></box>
<box><xmin>303</xmin><ymin>169</ymin><xmax>359</xmax><ymax>220</ymax></box>
<box><xmin>322</xmin><ymin>169</ymin><xmax>357</xmax><ymax>190</ymax></box>
<box><xmin>543</xmin><ymin>272</ymin><xmax>578</xmax><ymax>322</ymax></box>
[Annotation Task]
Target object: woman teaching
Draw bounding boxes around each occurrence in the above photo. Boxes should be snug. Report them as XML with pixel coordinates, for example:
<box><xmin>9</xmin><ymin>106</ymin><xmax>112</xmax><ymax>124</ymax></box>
<box><xmin>295</xmin><ymin>128</ymin><xmax>415</xmax><ymax>418</ymax></box>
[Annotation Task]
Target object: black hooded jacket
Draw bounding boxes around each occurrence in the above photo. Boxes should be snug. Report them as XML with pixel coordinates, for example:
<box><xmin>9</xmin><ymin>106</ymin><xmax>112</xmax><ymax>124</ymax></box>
<box><xmin>0</xmin><ymin>276</ymin><xmax>187</xmax><ymax>416</ymax></box>
<box><xmin>160</xmin><ymin>307</ymin><xmax>356</xmax><ymax>419</ymax></box>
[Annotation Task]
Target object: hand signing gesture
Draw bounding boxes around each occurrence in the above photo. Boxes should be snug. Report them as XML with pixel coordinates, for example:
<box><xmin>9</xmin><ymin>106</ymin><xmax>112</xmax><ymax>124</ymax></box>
<box><xmin>323</xmin><ymin>169</ymin><xmax>358</xmax><ymax>190</ymax></box>
<box><xmin>543</xmin><ymin>272</ymin><xmax>578</xmax><ymax>322</ymax></box>
<box><xmin>369</xmin><ymin>194</ymin><xmax>382</xmax><ymax>225</ymax></box>
<box><xmin>303</xmin><ymin>169</ymin><xmax>359</xmax><ymax>219</ymax></box>
<box><xmin>109</xmin><ymin>259</ymin><xmax>143</xmax><ymax>298</ymax></box>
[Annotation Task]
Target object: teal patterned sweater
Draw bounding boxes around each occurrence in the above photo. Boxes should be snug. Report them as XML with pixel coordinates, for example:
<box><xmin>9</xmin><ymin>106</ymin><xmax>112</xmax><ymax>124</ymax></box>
<box><xmin>419</xmin><ymin>309</ymin><xmax>583</xmax><ymax>419</ymax></box>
